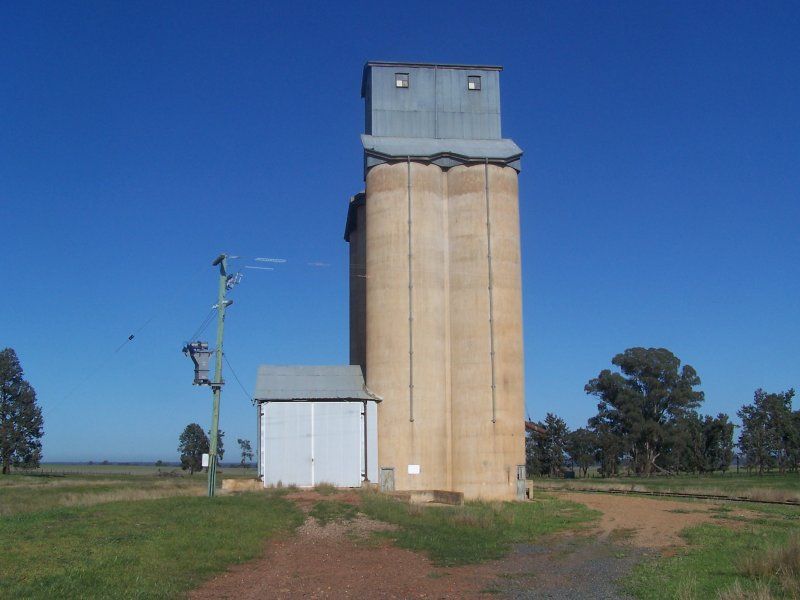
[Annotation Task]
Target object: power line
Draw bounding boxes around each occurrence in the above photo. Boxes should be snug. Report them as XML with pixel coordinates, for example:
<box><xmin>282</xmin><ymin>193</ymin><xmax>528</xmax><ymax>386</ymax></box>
<box><xmin>223</xmin><ymin>353</ymin><xmax>252</xmax><ymax>403</ymax></box>
<box><xmin>186</xmin><ymin>308</ymin><xmax>216</xmax><ymax>343</ymax></box>
<box><xmin>49</xmin><ymin>262</ymin><xmax>211</xmax><ymax>416</ymax></box>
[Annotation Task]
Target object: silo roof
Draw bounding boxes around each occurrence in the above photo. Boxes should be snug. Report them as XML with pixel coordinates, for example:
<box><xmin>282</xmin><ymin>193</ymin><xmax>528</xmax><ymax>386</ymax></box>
<box><xmin>361</xmin><ymin>135</ymin><xmax>522</xmax><ymax>161</ymax></box>
<box><xmin>254</xmin><ymin>365</ymin><xmax>381</xmax><ymax>402</ymax></box>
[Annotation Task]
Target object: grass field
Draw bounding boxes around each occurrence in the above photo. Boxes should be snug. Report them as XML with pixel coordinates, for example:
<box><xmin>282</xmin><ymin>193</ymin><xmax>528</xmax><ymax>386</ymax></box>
<box><xmin>0</xmin><ymin>465</ymin><xmax>259</xmax><ymax>517</ymax></box>
<box><xmin>1</xmin><ymin>471</ymin><xmax>600</xmax><ymax>596</ymax></box>
<box><xmin>30</xmin><ymin>463</ymin><xmax>259</xmax><ymax>478</ymax></box>
<box><xmin>625</xmin><ymin>502</ymin><xmax>800</xmax><ymax>599</ymax></box>
<box><xmin>531</xmin><ymin>472</ymin><xmax>800</xmax><ymax>503</ymax></box>
<box><xmin>6</xmin><ymin>469</ymin><xmax>797</xmax><ymax>598</ymax></box>
<box><xmin>0</xmin><ymin>492</ymin><xmax>304</xmax><ymax>598</ymax></box>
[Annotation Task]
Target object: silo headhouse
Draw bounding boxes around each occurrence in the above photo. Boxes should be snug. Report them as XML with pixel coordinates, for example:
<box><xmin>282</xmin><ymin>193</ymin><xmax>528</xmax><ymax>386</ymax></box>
<box><xmin>345</xmin><ymin>62</ymin><xmax>526</xmax><ymax>500</ymax></box>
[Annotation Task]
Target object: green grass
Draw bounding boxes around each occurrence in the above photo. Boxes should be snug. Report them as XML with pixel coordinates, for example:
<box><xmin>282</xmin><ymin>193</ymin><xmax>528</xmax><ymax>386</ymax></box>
<box><xmin>0</xmin><ymin>474</ymin><xmax>206</xmax><ymax>516</ymax></box>
<box><xmin>624</xmin><ymin>503</ymin><xmax>800</xmax><ymax>599</ymax></box>
<box><xmin>359</xmin><ymin>491</ymin><xmax>599</xmax><ymax>566</ymax></box>
<box><xmin>0</xmin><ymin>492</ymin><xmax>303</xmax><ymax>599</ymax></box>
<box><xmin>531</xmin><ymin>472</ymin><xmax>800</xmax><ymax>503</ymax></box>
<box><xmin>309</xmin><ymin>499</ymin><xmax>358</xmax><ymax>525</ymax></box>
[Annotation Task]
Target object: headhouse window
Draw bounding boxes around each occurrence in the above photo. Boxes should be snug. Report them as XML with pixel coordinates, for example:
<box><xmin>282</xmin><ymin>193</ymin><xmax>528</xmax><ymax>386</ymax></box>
<box><xmin>395</xmin><ymin>73</ymin><xmax>409</xmax><ymax>88</ymax></box>
<box><xmin>468</xmin><ymin>75</ymin><xmax>481</xmax><ymax>91</ymax></box>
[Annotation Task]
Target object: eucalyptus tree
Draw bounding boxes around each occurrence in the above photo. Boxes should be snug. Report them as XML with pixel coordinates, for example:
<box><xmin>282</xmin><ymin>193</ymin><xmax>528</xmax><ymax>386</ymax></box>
<box><xmin>738</xmin><ymin>389</ymin><xmax>796</xmax><ymax>474</ymax></box>
<box><xmin>585</xmin><ymin>347</ymin><xmax>704</xmax><ymax>476</ymax></box>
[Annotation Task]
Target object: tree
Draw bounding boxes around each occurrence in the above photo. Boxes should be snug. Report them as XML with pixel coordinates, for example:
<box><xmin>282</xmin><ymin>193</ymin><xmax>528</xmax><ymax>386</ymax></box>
<box><xmin>589</xmin><ymin>419</ymin><xmax>624</xmax><ymax>477</ymax></box>
<box><xmin>790</xmin><ymin>410</ymin><xmax>800</xmax><ymax>473</ymax></box>
<box><xmin>210</xmin><ymin>429</ymin><xmax>225</xmax><ymax>462</ymax></box>
<box><xmin>0</xmin><ymin>348</ymin><xmax>44</xmax><ymax>474</ymax></box>
<box><xmin>237</xmin><ymin>438</ymin><xmax>253</xmax><ymax>467</ymax></box>
<box><xmin>738</xmin><ymin>389</ymin><xmax>795</xmax><ymax>475</ymax></box>
<box><xmin>178</xmin><ymin>423</ymin><xmax>208</xmax><ymax>475</ymax></box>
<box><xmin>585</xmin><ymin>347</ymin><xmax>704</xmax><ymax>476</ymax></box>
<box><xmin>525</xmin><ymin>427</ymin><xmax>543</xmax><ymax>477</ymax></box>
<box><xmin>703</xmin><ymin>413</ymin><xmax>735</xmax><ymax>474</ymax></box>
<box><xmin>539</xmin><ymin>413</ymin><xmax>569</xmax><ymax>477</ymax></box>
<box><xmin>566</xmin><ymin>428</ymin><xmax>597</xmax><ymax>477</ymax></box>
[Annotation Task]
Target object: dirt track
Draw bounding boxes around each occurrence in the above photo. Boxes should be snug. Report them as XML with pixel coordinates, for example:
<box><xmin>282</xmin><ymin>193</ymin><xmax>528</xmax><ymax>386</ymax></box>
<box><xmin>554</xmin><ymin>492</ymin><xmax>745</xmax><ymax>548</ymax></box>
<box><xmin>189</xmin><ymin>513</ymin><xmax>485</xmax><ymax>599</ymax></box>
<box><xmin>190</xmin><ymin>491</ymin><xmax>738</xmax><ymax>599</ymax></box>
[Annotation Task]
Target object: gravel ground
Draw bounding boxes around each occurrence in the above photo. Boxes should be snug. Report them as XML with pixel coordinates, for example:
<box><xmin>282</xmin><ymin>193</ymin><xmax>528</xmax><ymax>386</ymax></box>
<box><xmin>489</xmin><ymin>537</ymin><xmax>650</xmax><ymax>599</ymax></box>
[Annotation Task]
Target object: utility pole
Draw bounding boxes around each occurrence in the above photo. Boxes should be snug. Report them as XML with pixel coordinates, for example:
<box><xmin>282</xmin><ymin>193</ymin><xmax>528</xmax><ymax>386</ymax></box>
<box><xmin>183</xmin><ymin>253</ymin><xmax>243</xmax><ymax>497</ymax></box>
<box><xmin>208</xmin><ymin>253</ymin><xmax>230</xmax><ymax>497</ymax></box>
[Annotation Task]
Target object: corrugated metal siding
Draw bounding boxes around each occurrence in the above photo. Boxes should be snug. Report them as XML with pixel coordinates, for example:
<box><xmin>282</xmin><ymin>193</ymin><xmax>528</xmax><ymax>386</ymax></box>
<box><xmin>313</xmin><ymin>403</ymin><xmax>362</xmax><ymax>487</ymax></box>
<box><xmin>254</xmin><ymin>365</ymin><xmax>377</xmax><ymax>401</ymax></box>
<box><xmin>366</xmin><ymin>65</ymin><xmax>501</xmax><ymax>140</ymax></box>
<box><xmin>261</xmin><ymin>400</ymin><xmax>376</xmax><ymax>488</ymax></box>
<box><xmin>262</xmin><ymin>402</ymin><xmax>312</xmax><ymax>487</ymax></box>
<box><xmin>360</xmin><ymin>135</ymin><xmax>522</xmax><ymax>160</ymax></box>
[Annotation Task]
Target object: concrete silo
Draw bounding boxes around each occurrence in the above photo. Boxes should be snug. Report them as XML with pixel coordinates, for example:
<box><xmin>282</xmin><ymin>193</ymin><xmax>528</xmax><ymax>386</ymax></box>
<box><xmin>345</xmin><ymin>62</ymin><xmax>525</xmax><ymax>500</ymax></box>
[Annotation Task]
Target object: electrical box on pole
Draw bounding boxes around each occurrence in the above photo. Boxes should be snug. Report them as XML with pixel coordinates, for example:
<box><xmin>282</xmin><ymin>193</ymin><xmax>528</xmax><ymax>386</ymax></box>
<box><xmin>182</xmin><ymin>342</ymin><xmax>212</xmax><ymax>385</ymax></box>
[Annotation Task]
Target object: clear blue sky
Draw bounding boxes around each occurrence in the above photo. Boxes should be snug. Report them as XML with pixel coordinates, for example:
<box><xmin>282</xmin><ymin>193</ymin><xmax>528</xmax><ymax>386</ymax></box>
<box><xmin>2</xmin><ymin>2</ymin><xmax>797</xmax><ymax>462</ymax></box>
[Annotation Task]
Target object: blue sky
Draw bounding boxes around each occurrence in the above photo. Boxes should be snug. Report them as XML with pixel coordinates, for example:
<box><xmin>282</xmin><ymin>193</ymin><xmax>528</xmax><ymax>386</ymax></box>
<box><xmin>1</xmin><ymin>2</ymin><xmax>797</xmax><ymax>461</ymax></box>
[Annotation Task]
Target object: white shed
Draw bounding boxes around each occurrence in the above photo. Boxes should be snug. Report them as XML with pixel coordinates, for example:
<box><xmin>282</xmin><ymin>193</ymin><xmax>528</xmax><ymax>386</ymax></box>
<box><xmin>254</xmin><ymin>365</ymin><xmax>380</xmax><ymax>488</ymax></box>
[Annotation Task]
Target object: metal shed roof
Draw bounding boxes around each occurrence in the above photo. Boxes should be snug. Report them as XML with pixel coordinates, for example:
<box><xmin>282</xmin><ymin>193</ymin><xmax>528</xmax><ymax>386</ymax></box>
<box><xmin>254</xmin><ymin>365</ymin><xmax>381</xmax><ymax>402</ymax></box>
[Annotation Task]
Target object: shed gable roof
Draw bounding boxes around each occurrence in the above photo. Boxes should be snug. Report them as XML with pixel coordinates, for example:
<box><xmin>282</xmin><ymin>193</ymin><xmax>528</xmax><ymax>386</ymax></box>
<box><xmin>254</xmin><ymin>365</ymin><xmax>380</xmax><ymax>402</ymax></box>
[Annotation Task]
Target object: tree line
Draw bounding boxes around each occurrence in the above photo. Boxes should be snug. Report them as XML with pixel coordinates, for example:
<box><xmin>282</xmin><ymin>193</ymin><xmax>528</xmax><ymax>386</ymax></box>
<box><xmin>527</xmin><ymin>347</ymin><xmax>797</xmax><ymax>478</ymax></box>
<box><xmin>177</xmin><ymin>423</ymin><xmax>254</xmax><ymax>474</ymax></box>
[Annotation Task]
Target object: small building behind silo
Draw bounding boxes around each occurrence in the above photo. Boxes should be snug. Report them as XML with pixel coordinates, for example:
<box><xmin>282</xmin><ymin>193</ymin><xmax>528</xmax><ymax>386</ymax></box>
<box><xmin>345</xmin><ymin>62</ymin><xmax>527</xmax><ymax>500</ymax></box>
<box><xmin>254</xmin><ymin>365</ymin><xmax>379</xmax><ymax>488</ymax></box>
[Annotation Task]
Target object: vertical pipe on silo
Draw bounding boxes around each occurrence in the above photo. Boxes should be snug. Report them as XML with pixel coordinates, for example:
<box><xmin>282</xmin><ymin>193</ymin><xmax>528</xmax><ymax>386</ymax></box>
<box><xmin>485</xmin><ymin>159</ymin><xmax>497</xmax><ymax>424</ymax></box>
<box><xmin>407</xmin><ymin>157</ymin><xmax>415</xmax><ymax>422</ymax></box>
<box><xmin>485</xmin><ymin>164</ymin><xmax>526</xmax><ymax>499</ymax></box>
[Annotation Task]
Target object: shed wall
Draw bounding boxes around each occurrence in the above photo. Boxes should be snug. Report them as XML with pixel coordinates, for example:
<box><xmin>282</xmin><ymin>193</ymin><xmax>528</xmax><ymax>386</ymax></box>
<box><xmin>260</xmin><ymin>401</ymin><xmax>377</xmax><ymax>488</ymax></box>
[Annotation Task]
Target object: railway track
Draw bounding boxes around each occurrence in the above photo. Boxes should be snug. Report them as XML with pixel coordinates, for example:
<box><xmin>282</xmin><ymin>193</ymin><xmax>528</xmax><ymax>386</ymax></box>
<box><xmin>538</xmin><ymin>486</ymin><xmax>800</xmax><ymax>506</ymax></box>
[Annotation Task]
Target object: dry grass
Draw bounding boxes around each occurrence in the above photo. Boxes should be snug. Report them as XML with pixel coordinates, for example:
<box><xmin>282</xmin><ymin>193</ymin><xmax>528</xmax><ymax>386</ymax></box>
<box><xmin>56</xmin><ymin>486</ymin><xmax>205</xmax><ymax>509</ymax></box>
<box><xmin>531</xmin><ymin>480</ymin><xmax>800</xmax><ymax>504</ymax></box>
<box><xmin>675</xmin><ymin>576</ymin><xmax>697</xmax><ymax>600</ymax></box>
<box><xmin>0</xmin><ymin>475</ymin><xmax>206</xmax><ymax>516</ymax></box>
<box><xmin>737</xmin><ymin>533</ymin><xmax>800</xmax><ymax>598</ymax></box>
<box><xmin>717</xmin><ymin>580</ymin><xmax>775</xmax><ymax>599</ymax></box>
<box><xmin>313</xmin><ymin>482</ymin><xmax>338</xmax><ymax>496</ymax></box>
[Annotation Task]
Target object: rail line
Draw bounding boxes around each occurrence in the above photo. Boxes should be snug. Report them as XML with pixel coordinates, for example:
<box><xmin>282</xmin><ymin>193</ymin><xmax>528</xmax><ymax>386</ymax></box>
<box><xmin>536</xmin><ymin>486</ymin><xmax>800</xmax><ymax>507</ymax></box>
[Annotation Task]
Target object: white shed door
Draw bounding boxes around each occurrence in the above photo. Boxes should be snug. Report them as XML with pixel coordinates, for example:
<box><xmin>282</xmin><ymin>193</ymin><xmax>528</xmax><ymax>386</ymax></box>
<box><xmin>262</xmin><ymin>402</ymin><xmax>362</xmax><ymax>488</ymax></box>
<box><xmin>313</xmin><ymin>402</ymin><xmax>362</xmax><ymax>488</ymax></box>
<box><xmin>262</xmin><ymin>402</ymin><xmax>313</xmax><ymax>487</ymax></box>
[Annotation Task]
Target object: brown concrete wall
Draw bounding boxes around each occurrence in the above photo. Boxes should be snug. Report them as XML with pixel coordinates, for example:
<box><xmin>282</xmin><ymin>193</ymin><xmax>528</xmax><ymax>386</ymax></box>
<box><xmin>408</xmin><ymin>162</ymin><xmax>450</xmax><ymax>491</ymax></box>
<box><xmin>449</xmin><ymin>164</ymin><xmax>525</xmax><ymax>500</ymax></box>
<box><xmin>365</xmin><ymin>162</ymin><xmax>412</xmax><ymax>490</ymax></box>
<box><xmin>359</xmin><ymin>161</ymin><xmax>525</xmax><ymax>501</ymax></box>
<box><xmin>487</xmin><ymin>166</ymin><xmax>526</xmax><ymax>497</ymax></box>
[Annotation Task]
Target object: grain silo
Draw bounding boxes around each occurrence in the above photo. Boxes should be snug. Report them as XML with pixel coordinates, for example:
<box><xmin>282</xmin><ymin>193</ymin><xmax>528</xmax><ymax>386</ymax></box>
<box><xmin>345</xmin><ymin>62</ymin><xmax>525</xmax><ymax>500</ymax></box>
